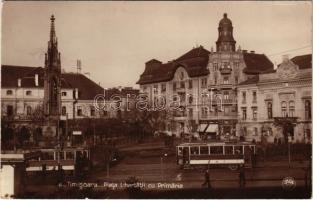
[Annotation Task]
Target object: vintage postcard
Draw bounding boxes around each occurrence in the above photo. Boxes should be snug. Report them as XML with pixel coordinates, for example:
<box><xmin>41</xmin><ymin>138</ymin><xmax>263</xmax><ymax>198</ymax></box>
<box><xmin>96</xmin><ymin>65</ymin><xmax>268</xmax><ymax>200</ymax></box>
<box><xmin>0</xmin><ymin>1</ymin><xmax>312</xmax><ymax>199</ymax></box>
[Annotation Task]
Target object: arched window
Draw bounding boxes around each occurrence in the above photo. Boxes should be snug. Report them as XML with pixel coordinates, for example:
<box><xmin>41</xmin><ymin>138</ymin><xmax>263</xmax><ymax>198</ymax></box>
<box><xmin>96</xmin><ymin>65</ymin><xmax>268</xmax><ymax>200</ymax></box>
<box><xmin>267</xmin><ymin>102</ymin><xmax>273</xmax><ymax>119</ymax></box>
<box><xmin>6</xmin><ymin>90</ymin><xmax>13</xmax><ymax>95</ymax></box>
<box><xmin>305</xmin><ymin>100</ymin><xmax>311</xmax><ymax>120</ymax></box>
<box><xmin>281</xmin><ymin>101</ymin><xmax>287</xmax><ymax>117</ymax></box>
<box><xmin>26</xmin><ymin>106</ymin><xmax>32</xmax><ymax>116</ymax></box>
<box><xmin>289</xmin><ymin>101</ymin><xmax>295</xmax><ymax>117</ymax></box>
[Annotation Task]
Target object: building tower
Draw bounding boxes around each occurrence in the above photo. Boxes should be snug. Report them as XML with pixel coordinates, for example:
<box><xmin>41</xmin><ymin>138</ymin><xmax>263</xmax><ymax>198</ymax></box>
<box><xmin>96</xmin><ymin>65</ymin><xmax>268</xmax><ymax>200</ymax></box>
<box><xmin>43</xmin><ymin>15</ymin><xmax>62</xmax><ymax>118</ymax></box>
<box><xmin>216</xmin><ymin>13</ymin><xmax>236</xmax><ymax>52</ymax></box>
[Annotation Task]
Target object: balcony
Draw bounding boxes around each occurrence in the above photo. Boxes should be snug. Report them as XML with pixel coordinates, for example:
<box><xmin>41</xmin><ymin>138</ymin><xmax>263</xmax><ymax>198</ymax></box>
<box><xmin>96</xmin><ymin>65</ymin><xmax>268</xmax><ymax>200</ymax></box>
<box><xmin>220</xmin><ymin>67</ymin><xmax>232</xmax><ymax>74</ymax></box>
<box><xmin>210</xmin><ymin>98</ymin><xmax>237</xmax><ymax>105</ymax></box>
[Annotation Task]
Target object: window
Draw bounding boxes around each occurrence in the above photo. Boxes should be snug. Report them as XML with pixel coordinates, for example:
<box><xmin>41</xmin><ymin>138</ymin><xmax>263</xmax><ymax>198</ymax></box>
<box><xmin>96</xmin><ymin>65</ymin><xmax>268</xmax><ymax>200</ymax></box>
<box><xmin>213</xmin><ymin>63</ymin><xmax>218</xmax><ymax>71</ymax></box>
<box><xmin>200</xmin><ymin>146</ymin><xmax>209</xmax><ymax>154</ymax></box>
<box><xmin>223</xmin><ymin>91</ymin><xmax>229</xmax><ymax>100</ymax></box>
<box><xmin>90</xmin><ymin>106</ymin><xmax>95</xmax><ymax>116</ymax></box>
<box><xmin>26</xmin><ymin>106</ymin><xmax>32</xmax><ymax>116</ymax></box>
<box><xmin>234</xmin><ymin>146</ymin><xmax>243</xmax><ymax>155</ymax></box>
<box><xmin>252</xmin><ymin>107</ymin><xmax>257</xmax><ymax>120</ymax></box>
<box><xmin>305</xmin><ymin>100</ymin><xmax>311</xmax><ymax>120</ymax></box>
<box><xmin>66</xmin><ymin>152</ymin><xmax>74</xmax><ymax>160</ymax></box>
<box><xmin>6</xmin><ymin>90</ymin><xmax>13</xmax><ymax>95</ymax></box>
<box><xmin>201</xmin><ymin>78</ymin><xmax>207</xmax><ymax>88</ymax></box>
<box><xmin>252</xmin><ymin>91</ymin><xmax>257</xmax><ymax>103</ymax></box>
<box><xmin>242</xmin><ymin>91</ymin><xmax>246</xmax><ymax>103</ymax></box>
<box><xmin>62</xmin><ymin>106</ymin><xmax>66</xmax><ymax>116</ymax></box>
<box><xmin>173</xmin><ymin>82</ymin><xmax>176</xmax><ymax>91</ymax></box>
<box><xmin>201</xmin><ymin>107</ymin><xmax>208</xmax><ymax>118</ymax></box>
<box><xmin>243</xmin><ymin>127</ymin><xmax>247</xmax><ymax>136</ymax></box>
<box><xmin>225</xmin><ymin>146</ymin><xmax>233</xmax><ymax>154</ymax></box>
<box><xmin>234</xmin><ymin>62</ymin><xmax>240</xmax><ymax>70</ymax></box>
<box><xmin>210</xmin><ymin>146</ymin><xmax>223</xmax><ymax>154</ymax></box>
<box><xmin>26</xmin><ymin>90</ymin><xmax>32</xmax><ymax>96</ymax></box>
<box><xmin>161</xmin><ymin>84</ymin><xmax>166</xmax><ymax>92</ymax></box>
<box><xmin>289</xmin><ymin>101</ymin><xmax>295</xmax><ymax>117</ymax></box>
<box><xmin>180</xmin><ymin>81</ymin><xmax>185</xmax><ymax>89</ymax></box>
<box><xmin>254</xmin><ymin>127</ymin><xmax>258</xmax><ymax>136</ymax></box>
<box><xmin>214</xmin><ymin>76</ymin><xmax>217</xmax><ymax>85</ymax></box>
<box><xmin>235</xmin><ymin>76</ymin><xmax>238</xmax><ymax>84</ymax></box>
<box><xmin>7</xmin><ymin>105</ymin><xmax>13</xmax><ymax>116</ymax></box>
<box><xmin>223</xmin><ymin>62</ymin><xmax>230</xmax><ymax>69</ymax></box>
<box><xmin>188</xmin><ymin>80</ymin><xmax>193</xmax><ymax>89</ymax></box>
<box><xmin>306</xmin><ymin>129</ymin><xmax>311</xmax><ymax>139</ymax></box>
<box><xmin>223</xmin><ymin>76</ymin><xmax>229</xmax><ymax>84</ymax></box>
<box><xmin>242</xmin><ymin>107</ymin><xmax>247</xmax><ymax>120</ymax></box>
<box><xmin>281</xmin><ymin>101</ymin><xmax>287</xmax><ymax>117</ymax></box>
<box><xmin>42</xmin><ymin>152</ymin><xmax>55</xmax><ymax>160</ymax></box>
<box><xmin>188</xmin><ymin>95</ymin><xmax>193</xmax><ymax>104</ymax></box>
<box><xmin>188</xmin><ymin>108</ymin><xmax>193</xmax><ymax>117</ymax></box>
<box><xmin>190</xmin><ymin>146</ymin><xmax>199</xmax><ymax>155</ymax></box>
<box><xmin>143</xmin><ymin>86</ymin><xmax>147</xmax><ymax>91</ymax></box>
<box><xmin>61</xmin><ymin>92</ymin><xmax>67</xmax><ymax>96</ymax></box>
<box><xmin>77</xmin><ymin>106</ymin><xmax>82</xmax><ymax>116</ymax></box>
<box><xmin>267</xmin><ymin>102</ymin><xmax>273</xmax><ymax>119</ymax></box>
<box><xmin>153</xmin><ymin>85</ymin><xmax>158</xmax><ymax>93</ymax></box>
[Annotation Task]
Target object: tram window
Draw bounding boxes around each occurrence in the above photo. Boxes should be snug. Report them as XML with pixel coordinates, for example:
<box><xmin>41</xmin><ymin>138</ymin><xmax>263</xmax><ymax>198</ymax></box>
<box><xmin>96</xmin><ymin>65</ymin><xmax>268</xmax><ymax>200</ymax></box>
<box><xmin>178</xmin><ymin>147</ymin><xmax>183</xmax><ymax>155</ymax></box>
<box><xmin>250</xmin><ymin>145</ymin><xmax>255</xmax><ymax>153</ymax></box>
<box><xmin>200</xmin><ymin>146</ymin><xmax>209</xmax><ymax>154</ymax></box>
<box><xmin>59</xmin><ymin>151</ymin><xmax>65</xmax><ymax>160</ymax></box>
<box><xmin>234</xmin><ymin>146</ymin><xmax>243</xmax><ymax>154</ymax></box>
<box><xmin>83</xmin><ymin>151</ymin><xmax>88</xmax><ymax>158</ymax></box>
<box><xmin>210</xmin><ymin>146</ymin><xmax>223</xmax><ymax>154</ymax></box>
<box><xmin>41</xmin><ymin>152</ymin><xmax>54</xmax><ymax>160</ymax></box>
<box><xmin>66</xmin><ymin>151</ymin><xmax>74</xmax><ymax>160</ymax></box>
<box><xmin>225</xmin><ymin>146</ymin><xmax>233</xmax><ymax>154</ymax></box>
<box><xmin>190</xmin><ymin>146</ymin><xmax>199</xmax><ymax>155</ymax></box>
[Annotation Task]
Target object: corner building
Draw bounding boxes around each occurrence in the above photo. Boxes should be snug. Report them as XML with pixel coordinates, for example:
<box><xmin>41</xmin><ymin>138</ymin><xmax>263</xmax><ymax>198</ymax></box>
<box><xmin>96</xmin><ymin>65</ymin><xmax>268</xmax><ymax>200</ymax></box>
<box><xmin>137</xmin><ymin>13</ymin><xmax>274</xmax><ymax>138</ymax></box>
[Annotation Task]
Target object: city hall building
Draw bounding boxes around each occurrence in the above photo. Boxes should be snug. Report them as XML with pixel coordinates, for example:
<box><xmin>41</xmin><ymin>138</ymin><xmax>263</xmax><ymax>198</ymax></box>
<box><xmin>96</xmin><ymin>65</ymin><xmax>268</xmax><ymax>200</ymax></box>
<box><xmin>237</xmin><ymin>54</ymin><xmax>311</xmax><ymax>143</ymax></box>
<box><xmin>136</xmin><ymin>13</ymin><xmax>312</xmax><ymax>142</ymax></box>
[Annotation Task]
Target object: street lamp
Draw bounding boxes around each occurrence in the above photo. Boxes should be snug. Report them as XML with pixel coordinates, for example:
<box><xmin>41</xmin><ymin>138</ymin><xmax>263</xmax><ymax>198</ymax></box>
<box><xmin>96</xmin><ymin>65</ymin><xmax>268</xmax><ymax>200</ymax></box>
<box><xmin>161</xmin><ymin>153</ymin><xmax>168</xmax><ymax>181</ymax></box>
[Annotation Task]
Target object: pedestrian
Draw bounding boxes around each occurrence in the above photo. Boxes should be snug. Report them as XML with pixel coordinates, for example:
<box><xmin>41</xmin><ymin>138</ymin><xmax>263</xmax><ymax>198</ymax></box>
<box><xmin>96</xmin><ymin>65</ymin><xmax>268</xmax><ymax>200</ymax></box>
<box><xmin>42</xmin><ymin>163</ymin><xmax>47</xmax><ymax>181</ymax></box>
<box><xmin>239</xmin><ymin>165</ymin><xmax>246</xmax><ymax>188</ymax></box>
<box><xmin>202</xmin><ymin>167</ymin><xmax>211</xmax><ymax>189</ymax></box>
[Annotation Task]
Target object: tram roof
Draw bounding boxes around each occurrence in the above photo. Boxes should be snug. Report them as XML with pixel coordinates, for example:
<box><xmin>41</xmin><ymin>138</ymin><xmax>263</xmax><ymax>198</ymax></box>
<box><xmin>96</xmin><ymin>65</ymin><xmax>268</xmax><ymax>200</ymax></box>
<box><xmin>177</xmin><ymin>141</ymin><xmax>255</xmax><ymax>147</ymax></box>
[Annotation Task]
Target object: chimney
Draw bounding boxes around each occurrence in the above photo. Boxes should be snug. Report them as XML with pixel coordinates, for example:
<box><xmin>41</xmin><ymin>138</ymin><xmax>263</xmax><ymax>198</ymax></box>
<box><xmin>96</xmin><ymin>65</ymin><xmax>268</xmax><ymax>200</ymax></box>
<box><xmin>77</xmin><ymin>59</ymin><xmax>82</xmax><ymax>74</ymax></box>
<box><xmin>35</xmin><ymin>74</ymin><xmax>39</xmax><ymax>86</ymax></box>
<box><xmin>250</xmin><ymin>51</ymin><xmax>255</xmax><ymax>53</ymax></box>
<box><xmin>282</xmin><ymin>54</ymin><xmax>289</xmax><ymax>63</ymax></box>
<box><xmin>18</xmin><ymin>78</ymin><xmax>21</xmax><ymax>87</ymax></box>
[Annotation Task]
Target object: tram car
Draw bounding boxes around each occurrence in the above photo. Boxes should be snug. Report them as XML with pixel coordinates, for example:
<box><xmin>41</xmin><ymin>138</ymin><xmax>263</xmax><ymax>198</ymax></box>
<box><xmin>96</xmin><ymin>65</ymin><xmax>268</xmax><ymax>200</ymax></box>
<box><xmin>176</xmin><ymin>141</ymin><xmax>256</xmax><ymax>170</ymax></box>
<box><xmin>26</xmin><ymin>147</ymin><xmax>90</xmax><ymax>172</ymax></box>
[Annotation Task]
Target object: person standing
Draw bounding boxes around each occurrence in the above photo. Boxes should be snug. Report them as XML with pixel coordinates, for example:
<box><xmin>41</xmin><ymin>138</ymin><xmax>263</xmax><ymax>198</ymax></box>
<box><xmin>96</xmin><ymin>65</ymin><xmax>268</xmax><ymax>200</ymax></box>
<box><xmin>202</xmin><ymin>167</ymin><xmax>211</xmax><ymax>189</ymax></box>
<box><xmin>239</xmin><ymin>165</ymin><xmax>246</xmax><ymax>188</ymax></box>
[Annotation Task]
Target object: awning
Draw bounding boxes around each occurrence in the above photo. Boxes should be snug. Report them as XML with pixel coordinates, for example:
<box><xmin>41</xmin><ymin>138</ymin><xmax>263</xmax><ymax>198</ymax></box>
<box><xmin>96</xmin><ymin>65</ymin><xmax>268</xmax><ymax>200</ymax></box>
<box><xmin>198</xmin><ymin>124</ymin><xmax>208</xmax><ymax>133</ymax></box>
<box><xmin>205</xmin><ymin>124</ymin><xmax>218</xmax><ymax>133</ymax></box>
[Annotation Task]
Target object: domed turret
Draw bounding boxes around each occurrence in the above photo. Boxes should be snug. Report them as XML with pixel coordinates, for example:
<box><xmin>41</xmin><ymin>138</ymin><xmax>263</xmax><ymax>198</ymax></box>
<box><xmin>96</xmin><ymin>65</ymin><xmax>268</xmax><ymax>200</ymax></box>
<box><xmin>216</xmin><ymin>13</ymin><xmax>236</xmax><ymax>52</ymax></box>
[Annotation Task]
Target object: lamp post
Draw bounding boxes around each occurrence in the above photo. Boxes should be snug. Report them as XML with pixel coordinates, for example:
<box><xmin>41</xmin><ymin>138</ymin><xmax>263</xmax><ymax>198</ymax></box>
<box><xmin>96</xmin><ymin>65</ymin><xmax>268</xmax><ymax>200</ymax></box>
<box><xmin>161</xmin><ymin>153</ymin><xmax>168</xmax><ymax>181</ymax></box>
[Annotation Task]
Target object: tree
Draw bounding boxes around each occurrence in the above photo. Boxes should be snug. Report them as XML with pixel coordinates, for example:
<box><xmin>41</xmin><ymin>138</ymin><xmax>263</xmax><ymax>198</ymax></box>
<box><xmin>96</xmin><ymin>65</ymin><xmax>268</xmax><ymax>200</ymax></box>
<box><xmin>274</xmin><ymin>117</ymin><xmax>297</xmax><ymax>144</ymax></box>
<box><xmin>17</xmin><ymin>126</ymin><xmax>31</xmax><ymax>146</ymax></box>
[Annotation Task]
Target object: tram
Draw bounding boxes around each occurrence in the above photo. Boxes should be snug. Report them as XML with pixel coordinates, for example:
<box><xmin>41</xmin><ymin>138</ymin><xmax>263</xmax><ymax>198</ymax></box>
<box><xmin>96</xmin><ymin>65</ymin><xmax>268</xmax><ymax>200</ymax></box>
<box><xmin>176</xmin><ymin>141</ymin><xmax>256</xmax><ymax>170</ymax></box>
<box><xmin>26</xmin><ymin>147</ymin><xmax>90</xmax><ymax>172</ymax></box>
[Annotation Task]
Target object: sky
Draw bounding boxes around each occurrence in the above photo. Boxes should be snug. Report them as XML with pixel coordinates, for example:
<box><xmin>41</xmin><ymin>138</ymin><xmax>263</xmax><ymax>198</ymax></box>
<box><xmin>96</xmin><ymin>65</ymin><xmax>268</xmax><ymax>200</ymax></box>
<box><xmin>1</xmin><ymin>1</ymin><xmax>312</xmax><ymax>89</ymax></box>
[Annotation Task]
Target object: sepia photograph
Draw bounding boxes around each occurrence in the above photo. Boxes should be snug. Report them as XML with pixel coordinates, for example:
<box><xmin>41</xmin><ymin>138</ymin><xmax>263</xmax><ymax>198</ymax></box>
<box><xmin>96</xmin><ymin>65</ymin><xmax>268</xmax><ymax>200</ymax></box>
<box><xmin>0</xmin><ymin>1</ymin><xmax>312</xmax><ymax>199</ymax></box>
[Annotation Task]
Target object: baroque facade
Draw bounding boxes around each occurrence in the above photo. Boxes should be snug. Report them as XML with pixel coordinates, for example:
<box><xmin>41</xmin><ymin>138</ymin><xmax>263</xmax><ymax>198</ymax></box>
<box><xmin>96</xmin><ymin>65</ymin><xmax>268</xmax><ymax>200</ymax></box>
<box><xmin>137</xmin><ymin>13</ymin><xmax>275</xmax><ymax>138</ymax></box>
<box><xmin>237</xmin><ymin>54</ymin><xmax>312</xmax><ymax>143</ymax></box>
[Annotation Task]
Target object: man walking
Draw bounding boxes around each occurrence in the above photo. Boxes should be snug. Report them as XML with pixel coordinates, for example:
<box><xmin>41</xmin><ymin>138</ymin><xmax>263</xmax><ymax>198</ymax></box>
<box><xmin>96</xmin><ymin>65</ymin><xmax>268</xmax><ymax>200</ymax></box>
<box><xmin>202</xmin><ymin>166</ymin><xmax>211</xmax><ymax>189</ymax></box>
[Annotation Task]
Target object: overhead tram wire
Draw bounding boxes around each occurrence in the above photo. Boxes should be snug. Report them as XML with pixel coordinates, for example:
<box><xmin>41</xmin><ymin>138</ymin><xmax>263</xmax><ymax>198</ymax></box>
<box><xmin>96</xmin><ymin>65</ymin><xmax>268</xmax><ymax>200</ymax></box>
<box><xmin>267</xmin><ymin>45</ymin><xmax>311</xmax><ymax>57</ymax></box>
